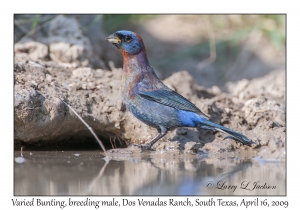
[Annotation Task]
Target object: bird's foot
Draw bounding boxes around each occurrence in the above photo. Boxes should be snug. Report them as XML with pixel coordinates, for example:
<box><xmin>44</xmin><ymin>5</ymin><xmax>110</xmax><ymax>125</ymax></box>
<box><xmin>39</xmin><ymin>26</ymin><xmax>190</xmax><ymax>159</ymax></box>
<box><xmin>130</xmin><ymin>143</ymin><xmax>154</xmax><ymax>151</ymax></box>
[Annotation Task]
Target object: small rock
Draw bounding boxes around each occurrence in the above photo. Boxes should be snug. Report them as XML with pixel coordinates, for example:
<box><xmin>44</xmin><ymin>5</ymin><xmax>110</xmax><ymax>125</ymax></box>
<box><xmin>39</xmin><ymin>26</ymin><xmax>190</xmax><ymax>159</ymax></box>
<box><xmin>197</xmin><ymin>149</ymin><xmax>209</xmax><ymax>158</ymax></box>
<box><xmin>184</xmin><ymin>142</ymin><xmax>201</xmax><ymax>154</ymax></box>
<box><xmin>14</xmin><ymin>63</ymin><xmax>26</xmax><ymax>72</ymax></box>
<box><xmin>268</xmin><ymin>140</ymin><xmax>277</xmax><ymax>153</ymax></box>
<box><xmin>88</xmin><ymin>82</ymin><xmax>95</xmax><ymax>90</ymax></box>
<box><xmin>15</xmin><ymin>157</ymin><xmax>25</xmax><ymax>164</ymax></box>
<box><xmin>45</xmin><ymin>74</ymin><xmax>53</xmax><ymax>83</ymax></box>
<box><xmin>72</xmin><ymin>67</ymin><xmax>93</xmax><ymax>78</ymax></box>
<box><xmin>15</xmin><ymin>41</ymin><xmax>49</xmax><ymax>60</ymax></box>
<box><xmin>14</xmin><ymin>94</ymin><xmax>24</xmax><ymax>107</ymax></box>
<box><xmin>154</xmin><ymin>141</ymin><xmax>181</xmax><ymax>154</ymax></box>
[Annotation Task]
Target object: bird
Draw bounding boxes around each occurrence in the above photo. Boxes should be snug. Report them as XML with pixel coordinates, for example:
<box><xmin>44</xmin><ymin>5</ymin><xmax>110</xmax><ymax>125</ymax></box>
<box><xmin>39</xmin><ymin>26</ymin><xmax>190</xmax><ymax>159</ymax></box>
<box><xmin>106</xmin><ymin>30</ymin><xmax>254</xmax><ymax>150</ymax></box>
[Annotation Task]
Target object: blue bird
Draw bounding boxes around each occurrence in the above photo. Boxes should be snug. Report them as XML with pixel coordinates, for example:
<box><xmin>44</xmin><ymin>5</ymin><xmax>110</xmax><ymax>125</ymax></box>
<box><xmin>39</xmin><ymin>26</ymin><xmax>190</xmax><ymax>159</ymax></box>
<box><xmin>106</xmin><ymin>30</ymin><xmax>254</xmax><ymax>149</ymax></box>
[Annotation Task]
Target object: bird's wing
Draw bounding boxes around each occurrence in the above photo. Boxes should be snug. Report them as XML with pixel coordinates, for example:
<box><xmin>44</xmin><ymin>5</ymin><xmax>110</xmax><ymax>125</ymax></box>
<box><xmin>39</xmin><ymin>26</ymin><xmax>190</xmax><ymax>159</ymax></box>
<box><xmin>138</xmin><ymin>89</ymin><xmax>208</xmax><ymax>118</ymax></box>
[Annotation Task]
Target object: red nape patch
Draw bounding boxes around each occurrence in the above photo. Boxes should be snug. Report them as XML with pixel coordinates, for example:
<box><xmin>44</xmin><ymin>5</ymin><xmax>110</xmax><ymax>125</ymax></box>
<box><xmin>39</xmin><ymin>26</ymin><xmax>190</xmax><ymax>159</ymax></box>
<box><xmin>134</xmin><ymin>32</ymin><xmax>145</xmax><ymax>47</ymax></box>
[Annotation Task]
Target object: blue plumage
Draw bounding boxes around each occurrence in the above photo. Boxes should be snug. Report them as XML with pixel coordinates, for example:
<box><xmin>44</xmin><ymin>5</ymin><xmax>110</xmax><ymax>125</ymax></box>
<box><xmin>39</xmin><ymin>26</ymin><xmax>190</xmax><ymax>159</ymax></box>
<box><xmin>177</xmin><ymin>110</ymin><xmax>205</xmax><ymax>127</ymax></box>
<box><xmin>106</xmin><ymin>30</ymin><xmax>254</xmax><ymax>149</ymax></box>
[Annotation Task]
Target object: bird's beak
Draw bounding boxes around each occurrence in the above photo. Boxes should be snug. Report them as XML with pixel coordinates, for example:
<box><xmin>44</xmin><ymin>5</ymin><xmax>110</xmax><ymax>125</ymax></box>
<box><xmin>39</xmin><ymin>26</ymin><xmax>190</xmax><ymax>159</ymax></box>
<box><xmin>105</xmin><ymin>35</ymin><xmax>121</xmax><ymax>44</ymax></box>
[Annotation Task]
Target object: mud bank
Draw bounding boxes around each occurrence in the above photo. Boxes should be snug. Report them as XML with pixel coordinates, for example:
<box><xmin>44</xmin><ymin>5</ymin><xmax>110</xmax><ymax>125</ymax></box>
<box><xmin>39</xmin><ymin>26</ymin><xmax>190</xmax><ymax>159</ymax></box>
<box><xmin>14</xmin><ymin>50</ymin><xmax>285</xmax><ymax>160</ymax></box>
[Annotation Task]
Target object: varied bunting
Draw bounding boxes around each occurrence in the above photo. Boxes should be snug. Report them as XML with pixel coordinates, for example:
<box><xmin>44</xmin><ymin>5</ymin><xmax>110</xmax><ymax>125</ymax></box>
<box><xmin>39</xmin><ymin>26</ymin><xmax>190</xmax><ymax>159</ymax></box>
<box><xmin>106</xmin><ymin>30</ymin><xmax>254</xmax><ymax>149</ymax></box>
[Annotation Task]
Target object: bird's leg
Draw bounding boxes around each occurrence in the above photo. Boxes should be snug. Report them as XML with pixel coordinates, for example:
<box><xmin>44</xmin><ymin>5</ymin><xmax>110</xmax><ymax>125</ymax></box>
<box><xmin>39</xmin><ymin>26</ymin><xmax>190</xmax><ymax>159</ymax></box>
<box><xmin>134</xmin><ymin>127</ymin><xmax>167</xmax><ymax>150</ymax></box>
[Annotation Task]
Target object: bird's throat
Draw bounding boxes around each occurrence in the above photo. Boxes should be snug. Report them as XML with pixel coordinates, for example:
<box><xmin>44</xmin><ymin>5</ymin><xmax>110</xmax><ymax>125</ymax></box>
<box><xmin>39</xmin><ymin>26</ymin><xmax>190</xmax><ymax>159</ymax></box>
<box><xmin>122</xmin><ymin>50</ymin><xmax>150</xmax><ymax>74</ymax></box>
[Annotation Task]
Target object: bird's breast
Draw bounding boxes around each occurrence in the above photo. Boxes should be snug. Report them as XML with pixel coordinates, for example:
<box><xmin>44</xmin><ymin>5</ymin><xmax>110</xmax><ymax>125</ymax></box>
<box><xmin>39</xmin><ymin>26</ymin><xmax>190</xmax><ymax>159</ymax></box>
<box><xmin>121</xmin><ymin>72</ymin><xmax>141</xmax><ymax>101</ymax></box>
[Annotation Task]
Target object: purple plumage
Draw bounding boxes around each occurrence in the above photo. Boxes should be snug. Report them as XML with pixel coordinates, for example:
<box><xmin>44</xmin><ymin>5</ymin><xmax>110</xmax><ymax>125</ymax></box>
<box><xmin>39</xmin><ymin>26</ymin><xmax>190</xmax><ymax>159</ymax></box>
<box><xmin>106</xmin><ymin>30</ymin><xmax>254</xmax><ymax>149</ymax></box>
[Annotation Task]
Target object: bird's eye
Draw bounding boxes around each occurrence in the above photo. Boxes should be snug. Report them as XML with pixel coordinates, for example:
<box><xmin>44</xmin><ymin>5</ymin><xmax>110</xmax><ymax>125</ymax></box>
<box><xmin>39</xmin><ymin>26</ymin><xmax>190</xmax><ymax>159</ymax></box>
<box><xmin>125</xmin><ymin>35</ymin><xmax>132</xmax><ymax>43</ymax></box>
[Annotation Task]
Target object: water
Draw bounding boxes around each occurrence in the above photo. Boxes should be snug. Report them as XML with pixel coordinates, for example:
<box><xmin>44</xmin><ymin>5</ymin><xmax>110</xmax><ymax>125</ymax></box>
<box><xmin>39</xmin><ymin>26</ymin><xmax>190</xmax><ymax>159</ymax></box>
<box><xmin>14</xmin><ymin>150</ymin><xmax>285</xmax><ymax>196</ymax></box>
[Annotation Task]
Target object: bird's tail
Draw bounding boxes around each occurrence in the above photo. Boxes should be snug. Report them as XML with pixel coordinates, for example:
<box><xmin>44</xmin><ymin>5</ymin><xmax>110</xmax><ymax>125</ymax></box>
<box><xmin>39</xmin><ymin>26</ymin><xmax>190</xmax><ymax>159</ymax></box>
<box><xmin>198</xmin><ymin>119</ymin><xmax>255</xmax><ymax>145</ymax></box>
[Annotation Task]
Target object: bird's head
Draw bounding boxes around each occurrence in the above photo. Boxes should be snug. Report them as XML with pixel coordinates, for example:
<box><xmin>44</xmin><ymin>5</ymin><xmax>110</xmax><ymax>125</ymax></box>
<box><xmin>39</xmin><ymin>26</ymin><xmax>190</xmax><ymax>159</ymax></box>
<box><xmin>106</xmin><ymin>30</ymin><xmax>145</xmax><ymax>55</ymax></box>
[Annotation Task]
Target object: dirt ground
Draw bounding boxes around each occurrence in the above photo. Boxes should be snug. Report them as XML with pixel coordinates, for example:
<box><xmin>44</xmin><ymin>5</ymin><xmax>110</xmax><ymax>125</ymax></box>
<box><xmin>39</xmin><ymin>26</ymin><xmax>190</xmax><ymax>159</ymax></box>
<box><xmin>14</xmin><ymin>15</ymin><xmax>286</xmax><ymax>161</ymax></box>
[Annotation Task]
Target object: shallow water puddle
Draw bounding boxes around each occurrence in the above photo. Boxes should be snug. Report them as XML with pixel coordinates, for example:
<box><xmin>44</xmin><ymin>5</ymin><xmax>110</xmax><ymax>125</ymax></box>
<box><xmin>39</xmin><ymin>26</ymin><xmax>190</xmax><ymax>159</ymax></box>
<box><xmin>14</xmin><ymin>151</ymin><xmax>285</xmax><ymax>195</ymax></box>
